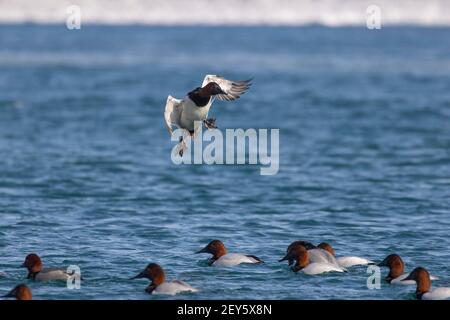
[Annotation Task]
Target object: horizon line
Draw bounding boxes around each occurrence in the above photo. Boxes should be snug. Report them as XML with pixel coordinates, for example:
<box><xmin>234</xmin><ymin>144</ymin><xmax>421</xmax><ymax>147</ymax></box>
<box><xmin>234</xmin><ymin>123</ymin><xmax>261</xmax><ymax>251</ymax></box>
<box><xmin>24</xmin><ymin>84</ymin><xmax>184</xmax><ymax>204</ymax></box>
<box><xmin>1</xmin><ymin>22</ymin><xmax>450</xmax><ymax>28</ymax></box>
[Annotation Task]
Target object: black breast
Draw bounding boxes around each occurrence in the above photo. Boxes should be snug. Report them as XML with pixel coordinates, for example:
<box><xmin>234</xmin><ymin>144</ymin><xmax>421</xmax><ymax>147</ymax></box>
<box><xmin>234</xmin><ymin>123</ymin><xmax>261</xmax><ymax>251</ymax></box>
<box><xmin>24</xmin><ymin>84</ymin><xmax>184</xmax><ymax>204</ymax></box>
<box><xmin>188</xmin><ymin>87</ymin><xmax>211</xmax><ymax>107</ymax></box>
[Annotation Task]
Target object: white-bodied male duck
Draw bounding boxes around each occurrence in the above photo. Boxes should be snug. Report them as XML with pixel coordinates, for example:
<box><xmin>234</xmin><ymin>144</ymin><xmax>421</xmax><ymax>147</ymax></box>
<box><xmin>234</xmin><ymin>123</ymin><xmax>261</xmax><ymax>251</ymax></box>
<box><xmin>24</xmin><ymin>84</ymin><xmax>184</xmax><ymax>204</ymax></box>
<box><xmin>196</xmin><ymin>239</ymin><xmax>263</xmax><ymax>267</ymax></box>
<box><xmin>131</xmin><ymin>263</ymin><xmax>198</xmax><ymax>295</ymax></box>
<box><xmin>164</xmin><ymin>75</ymin><xmax>251</xmax><ymax>156</ymax></box>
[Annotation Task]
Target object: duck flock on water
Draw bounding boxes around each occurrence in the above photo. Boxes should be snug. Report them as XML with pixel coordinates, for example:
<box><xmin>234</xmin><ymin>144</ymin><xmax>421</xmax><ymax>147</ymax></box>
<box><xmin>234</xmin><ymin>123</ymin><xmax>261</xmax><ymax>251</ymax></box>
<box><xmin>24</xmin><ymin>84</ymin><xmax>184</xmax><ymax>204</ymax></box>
<box><xmin>2</xmin><ymin>239</ymin><xmax>449</xmax><ymax>300</ymax></box>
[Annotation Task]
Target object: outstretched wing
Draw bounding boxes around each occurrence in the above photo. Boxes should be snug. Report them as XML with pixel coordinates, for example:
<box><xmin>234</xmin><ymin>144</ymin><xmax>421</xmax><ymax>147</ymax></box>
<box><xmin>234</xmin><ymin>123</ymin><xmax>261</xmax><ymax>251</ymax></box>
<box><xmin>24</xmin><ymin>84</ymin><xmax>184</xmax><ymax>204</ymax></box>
<box><xmin>163</xmin><ymin>95</ymin><xmax>183</xmax><ymax>135</ymax></box>
<box><xmin>201</xmin><ymin>75</ymin><xmax>251</xmax><ymax>101</ymax></box>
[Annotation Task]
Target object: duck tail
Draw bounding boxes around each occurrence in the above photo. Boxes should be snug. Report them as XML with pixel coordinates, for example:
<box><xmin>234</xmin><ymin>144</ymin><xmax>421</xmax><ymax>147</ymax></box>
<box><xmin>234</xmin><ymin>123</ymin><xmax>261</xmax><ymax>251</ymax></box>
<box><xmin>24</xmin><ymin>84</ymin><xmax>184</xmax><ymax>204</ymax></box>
<box><xmin>247</xmin><ymin>255</ymin><xmax>264</xmax><ymax>264</ymax></box>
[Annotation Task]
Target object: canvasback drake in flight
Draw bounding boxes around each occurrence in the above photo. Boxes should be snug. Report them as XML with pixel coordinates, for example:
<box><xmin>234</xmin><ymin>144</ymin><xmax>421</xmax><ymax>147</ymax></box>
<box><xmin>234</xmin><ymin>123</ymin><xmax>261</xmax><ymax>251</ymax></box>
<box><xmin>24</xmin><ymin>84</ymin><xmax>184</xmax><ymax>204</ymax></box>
<box><xmin>3</xmin><ymin>284</ymin><xmax>32</xmax><ymax>300</ymax></box>
<box><xmin>21</xmin><ymin>253</ymin><xmax>75</xmax><ymax>281</ymax></box>
<box><xmin>279</xmin><ymin>241</ymin><xmax>341</xmax><ymax>268</ymax></box>
<box><xmin>164</xmin><ymin>75</ymin><xmax>251</xmax><ymax>155</ymax></box>
<box><xmin>131</xmin><ymin>263</ymin><xmax>198</xmax><ymax>295</ymax></box>
<box><xmin>402</xmin><ymin>267</ymin><xmax>450</xmax><ymax>300</ymax></box>
<box><xmin>284</xmin><ymin>245</ymin><xmax>346</xmax><ymax>275</ymax></box>
<box><xmin>317</xmin><ymin>242</ymin><xmax>374</xmax><ymax>268</ymax></box>
<box><xmin>377</xmin><ymin>254</ymin><xmax>438</xmax><ymax>285</ymax></box>
<box><xmin>195</xmin><ymin>240</ymin><xmax>263</xmax><ymax>267</ymax></box>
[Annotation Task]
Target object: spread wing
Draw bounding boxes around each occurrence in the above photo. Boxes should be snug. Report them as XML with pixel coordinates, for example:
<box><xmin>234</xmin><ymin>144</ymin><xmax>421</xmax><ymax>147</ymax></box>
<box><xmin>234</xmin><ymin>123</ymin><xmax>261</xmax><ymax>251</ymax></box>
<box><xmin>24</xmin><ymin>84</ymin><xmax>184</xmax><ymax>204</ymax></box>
<box><xmin>201</xmin><ymin>75</ymin><xmax>251</xmax><ymax>101</ymax></box>
<box><xmin>163</xmin><ymin>95</ymin><xmax>182</xmax><ymax>135</ymax></box>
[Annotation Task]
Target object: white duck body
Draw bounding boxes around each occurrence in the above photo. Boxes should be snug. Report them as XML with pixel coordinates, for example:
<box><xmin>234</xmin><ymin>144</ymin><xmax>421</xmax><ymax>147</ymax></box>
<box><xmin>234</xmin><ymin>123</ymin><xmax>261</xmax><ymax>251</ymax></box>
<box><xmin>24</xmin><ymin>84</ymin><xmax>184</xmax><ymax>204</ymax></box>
<box><xmin>179</xmin><ymin>97</ymin><xmax>212</xmax><ymax>132</ymax></box>
<box><xmin>301</xmin><ymin>262</ymin><xmax>347</xmax><ymax>275</ymax></box>
<box><xmin>153</xmin><ymin>280</ymin><xmax>199</xmax><ymax>296</ymax></box>
<box><xmin>212</xmin><ymin>253</ymin><xmax>261</xmax><ymax>267</ymax></box>
<box><xmin>337</xmin><ymin>256</ymin><xmax>374</xmax><ymax>268</ymax></box>
<box><xmin>308</xmin><ymin>249</ymin><xmax>340</xmax><ymax>266</ymax></box>
<box><xmin>421</xmin><ymin>287</ymin><xmax>450</xmax><ymax>300</ymax></box>
<box><xmin>391</xmin><ymin>273</ymin><xmax>439</xmax><ymax>285</ymax></box>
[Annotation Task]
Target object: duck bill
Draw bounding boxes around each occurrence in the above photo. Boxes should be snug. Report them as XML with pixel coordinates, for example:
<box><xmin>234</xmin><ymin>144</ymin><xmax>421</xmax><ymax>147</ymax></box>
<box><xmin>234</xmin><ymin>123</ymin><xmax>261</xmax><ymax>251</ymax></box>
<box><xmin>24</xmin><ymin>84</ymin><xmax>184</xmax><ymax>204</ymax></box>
<box><xmin>401</xmin><ymin>274</ymin><xmax>414</xmax><ymax>282</ymax></box>
<box><xmin>376</xmin><ymin>259</ymin><xmax>387</xmax><ymax>267</ymax></box>
<box><xmin>278</xmin><ymin>254</ymin><xmax>289</xmax><ymax>262</ymax></box>
<box><xmin>130</xmin><ymin>271</ymin><xmax>145</xmax><ymax>280</ymax></box>
<box><xmin>3</xmin><ymin>291</ymin><xmax>15</xmax><ymax>298</ymax></box>
<box><xmin>195</xmin><ymin>246</ymin><xmax>209</xmax><ymax>254</ymax></box>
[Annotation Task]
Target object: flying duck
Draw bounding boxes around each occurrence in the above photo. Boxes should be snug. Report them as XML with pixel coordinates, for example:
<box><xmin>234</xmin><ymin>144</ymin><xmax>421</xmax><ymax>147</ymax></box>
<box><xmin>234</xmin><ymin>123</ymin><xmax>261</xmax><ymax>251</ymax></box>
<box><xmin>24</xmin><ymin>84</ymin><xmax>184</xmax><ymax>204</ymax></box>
<box><xmin>164</xmin><ymin>75</ymin><xmax>252</xmax><ymax>155</ymax></box>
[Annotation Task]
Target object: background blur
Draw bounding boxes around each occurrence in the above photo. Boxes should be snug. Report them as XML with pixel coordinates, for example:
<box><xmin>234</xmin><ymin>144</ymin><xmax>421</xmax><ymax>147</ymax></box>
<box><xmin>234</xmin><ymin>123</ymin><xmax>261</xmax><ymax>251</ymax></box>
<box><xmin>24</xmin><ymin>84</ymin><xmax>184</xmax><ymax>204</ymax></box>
<box><xmin>0</xmin><ymin>1</ymin><xmax>449</xmax><ymax>300</ymax></box>
<box><xmin>1</xmin><ymin>0</ymin><xmax>450</xmax><ymax>26</ymax></box>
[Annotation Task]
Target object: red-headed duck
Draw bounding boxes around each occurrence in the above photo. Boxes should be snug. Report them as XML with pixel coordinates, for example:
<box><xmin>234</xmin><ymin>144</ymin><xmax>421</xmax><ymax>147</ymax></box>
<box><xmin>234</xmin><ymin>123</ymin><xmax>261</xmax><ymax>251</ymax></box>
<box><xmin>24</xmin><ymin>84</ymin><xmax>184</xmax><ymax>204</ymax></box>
<box><xmin>196</xmin><ymin>240</ymin><xmax>263</xmax><ymax>267</ymax></box>
<box><xmin>284</xmin><ymin>245</ymin><xmax>346</xmax><ymax>275</ymax></box>
<box><xmin>279</xmin><ymin>240</ymin><xmax>341</xmax><ymax>268</ymax></box>
<box><xmin>131</xmin><ymin>263</ymin><xmax>198</xmax><ymax>295</ymax></box>
<box><xmin>164</xmin><ymin>75</ymin><xmax>251</xmax><ymax>156</ymax></box>
<box><xmin>3</xmin><ymin>284</ymin><xmax>32</xmax><ymax>300</ymax></box>
<box><xmin>402</xmin><ymin>267</ymin><xmax>450</xmax><ymax>300</ymax></box>
<box><xmin>22</xmin><ymin>253</ymin><xmax>74</xmax><ymax>281</ymax></box>
<box><xmin>377</xmin><ymin>254</ymin><xmax>438</xmax><ymax>285</ymax></box>
<box><xmin>317</xmin><ymin>242</ymin><xmax>374</xmax><ymax>268</ymax></box>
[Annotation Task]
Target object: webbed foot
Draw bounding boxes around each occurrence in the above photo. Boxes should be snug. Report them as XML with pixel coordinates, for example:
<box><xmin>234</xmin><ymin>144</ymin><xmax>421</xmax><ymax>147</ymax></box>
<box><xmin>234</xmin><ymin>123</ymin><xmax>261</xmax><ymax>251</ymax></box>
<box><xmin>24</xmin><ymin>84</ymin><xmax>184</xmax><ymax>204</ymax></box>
<box><xmin>203</xmin><ymin>118</ymin><xmax>217</xmax><ymax>129</ymax></box>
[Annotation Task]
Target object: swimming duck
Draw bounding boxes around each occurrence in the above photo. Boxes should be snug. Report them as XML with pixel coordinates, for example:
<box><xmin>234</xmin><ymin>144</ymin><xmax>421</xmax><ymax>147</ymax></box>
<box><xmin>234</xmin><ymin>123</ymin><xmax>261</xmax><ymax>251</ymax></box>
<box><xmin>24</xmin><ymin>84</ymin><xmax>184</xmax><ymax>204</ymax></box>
<box><xmin>284</xmin><ymin>245</ymin><xmax>347</xmax><ymax>275</ymax></box>
<box><xmin>196</xmin><ymin>240</ymin><xmax>263</xmax><ymax>267</ymax></box>
<box><xmin>279</xmin><ymin>240</ymin><xmax>340</xmax><ymax>267</ymax></box>
<box><xmin>131</xmin><ymin>263</ymin><xmax>198</xmax><ymax>295</ymax></box>
<box><xmin>377</xmin><ymin>254</ymin><xmax>438</xmax><ymax>284</ymax></box>
<box><xmin>317</xmin><ymin>242</ymin><xmax>374</xmax><ymax>268</ymax></box>
<box><xmin>402</xmin><ymin>267</ymin><xmax>450</xmax><ymax>300</ymax></box>
<box><xmin>164</xmin><ymin>75</ymin><xmax>251</xmax><ymax>155</ymax></box>
<box><xmin>3</xmin><ymin>284</ymin><xmax>32</xmax><ymax>300</ymax></box>
<box><xmin>21</xmin><ymin>253</ymin><xmax>74</xmax><ymax>281</ymax></box>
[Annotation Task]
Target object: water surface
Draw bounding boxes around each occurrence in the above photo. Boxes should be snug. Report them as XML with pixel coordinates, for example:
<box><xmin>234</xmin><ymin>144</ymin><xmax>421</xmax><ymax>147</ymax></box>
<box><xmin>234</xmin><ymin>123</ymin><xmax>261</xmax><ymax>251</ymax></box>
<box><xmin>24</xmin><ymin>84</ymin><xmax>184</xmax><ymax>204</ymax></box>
<box><xmin>0</xmin><ymin>25</ymin><xmax>449</xmax><ymax>299</ymax></box>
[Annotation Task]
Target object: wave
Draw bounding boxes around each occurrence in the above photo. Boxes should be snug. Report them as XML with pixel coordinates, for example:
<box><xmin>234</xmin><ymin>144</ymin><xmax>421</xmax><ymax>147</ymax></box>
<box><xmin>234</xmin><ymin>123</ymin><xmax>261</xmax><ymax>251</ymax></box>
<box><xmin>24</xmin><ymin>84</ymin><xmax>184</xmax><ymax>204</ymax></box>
<box><xmin>1</xmin><ymin>0</ymin><xmax>450</xmax><ymax>26</ymax></box>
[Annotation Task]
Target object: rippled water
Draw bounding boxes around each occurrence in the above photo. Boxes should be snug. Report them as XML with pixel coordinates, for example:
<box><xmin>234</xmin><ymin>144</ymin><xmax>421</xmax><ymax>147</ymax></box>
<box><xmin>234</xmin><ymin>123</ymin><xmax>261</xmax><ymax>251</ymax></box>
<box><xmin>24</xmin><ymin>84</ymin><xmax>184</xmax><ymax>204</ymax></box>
<box><xmin>0</xmin><ymin>25</ymin><xmax>449</xmax><ymax>300</ymax></box>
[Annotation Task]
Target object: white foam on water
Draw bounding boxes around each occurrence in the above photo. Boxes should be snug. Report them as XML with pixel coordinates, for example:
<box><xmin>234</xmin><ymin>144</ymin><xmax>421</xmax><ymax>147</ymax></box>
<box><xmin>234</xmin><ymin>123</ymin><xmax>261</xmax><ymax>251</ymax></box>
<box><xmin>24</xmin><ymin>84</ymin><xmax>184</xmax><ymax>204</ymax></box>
<box><xmin>0</xmin><ymin>0</ymin><xmax>450</xmax><ymax>26</ymax></box>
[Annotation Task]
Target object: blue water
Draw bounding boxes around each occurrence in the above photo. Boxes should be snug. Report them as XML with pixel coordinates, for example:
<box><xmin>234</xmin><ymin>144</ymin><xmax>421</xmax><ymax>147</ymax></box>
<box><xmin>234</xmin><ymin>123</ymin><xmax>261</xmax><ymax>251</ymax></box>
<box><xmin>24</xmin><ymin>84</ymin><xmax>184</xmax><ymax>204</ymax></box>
<box><xmin>0</xmin><ymin>25</ymin><xmax>450</xmax><ymax>300</ymax></box>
